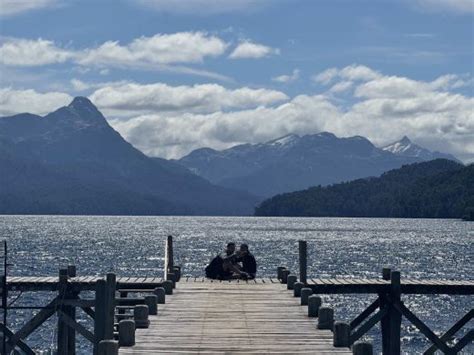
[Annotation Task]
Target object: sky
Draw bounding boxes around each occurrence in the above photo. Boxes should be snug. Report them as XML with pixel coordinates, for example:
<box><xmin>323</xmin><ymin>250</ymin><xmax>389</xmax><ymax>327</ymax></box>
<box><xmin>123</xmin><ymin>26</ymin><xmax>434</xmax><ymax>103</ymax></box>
<box><xmin>0</xmin><ymin>0</ymin><xmax>473</xmax><ymax>162</ymax></box>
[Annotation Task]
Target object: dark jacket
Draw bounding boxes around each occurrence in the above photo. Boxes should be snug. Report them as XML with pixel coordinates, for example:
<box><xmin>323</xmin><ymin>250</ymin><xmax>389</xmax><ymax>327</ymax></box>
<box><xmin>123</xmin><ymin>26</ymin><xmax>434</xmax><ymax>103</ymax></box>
<box><xmin>239</xmin><ymin>252</ymin><xmax>257</xmax><ymax>275</ymax></box>
<box><xmin>205</xmin><ymin>254</ymin><xmax>233</xmax><ymax>279</ymax></box>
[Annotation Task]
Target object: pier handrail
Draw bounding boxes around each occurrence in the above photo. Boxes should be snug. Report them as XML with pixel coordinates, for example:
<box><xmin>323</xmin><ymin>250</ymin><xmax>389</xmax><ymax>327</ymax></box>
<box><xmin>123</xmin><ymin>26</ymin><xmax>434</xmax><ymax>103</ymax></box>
<box><xmin>343</xmin><ymin>269</ymin><xmax>474</xmax><ymax>354</ymax></box>
<box><xmin>281</xmin><ymin>238</ymin><xmax>474</xmax><ymax>355</ymax></box>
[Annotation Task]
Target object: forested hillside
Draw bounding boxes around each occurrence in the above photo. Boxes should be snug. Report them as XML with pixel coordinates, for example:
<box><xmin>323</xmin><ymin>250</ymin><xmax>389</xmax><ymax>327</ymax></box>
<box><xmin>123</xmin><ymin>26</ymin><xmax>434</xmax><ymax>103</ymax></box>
<box><xmin>255</xmin><ymin>160</ymin><xmax>473</xmax><ymax>219</ymax></box>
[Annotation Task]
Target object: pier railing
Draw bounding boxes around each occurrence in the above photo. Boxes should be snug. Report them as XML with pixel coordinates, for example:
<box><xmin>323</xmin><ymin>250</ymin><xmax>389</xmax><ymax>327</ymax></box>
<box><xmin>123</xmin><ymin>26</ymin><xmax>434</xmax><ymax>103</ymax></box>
<box><xmin>277</xmin><ymin>240</ymin><xmax>474</xmax><ymax>355</ymax></box>
<box><xmin>0</xmin><ymin>235</ymin><xmax>181</xmax><ymax>354</ymax></box>
<box><xmin>1</xmin><ymin>237</ymin><xmax>472</xmax><ymax>354</ymax></box>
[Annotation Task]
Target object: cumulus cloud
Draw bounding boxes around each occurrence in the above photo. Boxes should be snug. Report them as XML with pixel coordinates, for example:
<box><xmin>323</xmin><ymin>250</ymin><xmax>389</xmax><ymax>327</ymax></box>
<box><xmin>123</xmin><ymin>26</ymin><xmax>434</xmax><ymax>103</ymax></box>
<box><xmin>108</xmin><ymin>94</ymin><xmax>341</xmax><ymax>158</ymax></box>
<box><xmin>229</xmin><ymin>41</ymin><xmax>279</xmax><ymax>59</ymax></box>
<box><xmin>88</xmin><ymin>82</ymin><xmax>288</xmax><ymax>117</ymax></box>
<box><xmin>0</xmin><ymin>33</ymin><xmax>274</xmax><ymax>79</ymax></box>
<box><xmin>0</xmin><ymin>0</ymin><xmax>58</xmax><ymax>16</ymax></box>
<box><xmin>0</xmin><ymin>38</ymin><xmax>74</xmax><ymax>66</ymax></box>
<box><xmin>104</xmin><ymin>66</ymin><xmax>472</xmax><ymax>162</ymax></box>
<box><xmin>132</xmin><ymin>0</ymin><xmax>269</xmax><ymax>15</ymax></box>
<box><xmin>313</xmin><ymin>65</ymin><xmax>380</xmax><ymax>85</ymax></box>
<box><xmin>77</xmin><ymin>32</ymin><xmax>228</xmax><ymax>67</ymax></box>
<box><xmin>0</xmin><ymin>87</ymin><xmax>72</xmax><ymax>116</ymax></box>
<box><xmin>272</xmin><ymin>69</ymin><xmax>300</xmax><ymax>83</ymax></box>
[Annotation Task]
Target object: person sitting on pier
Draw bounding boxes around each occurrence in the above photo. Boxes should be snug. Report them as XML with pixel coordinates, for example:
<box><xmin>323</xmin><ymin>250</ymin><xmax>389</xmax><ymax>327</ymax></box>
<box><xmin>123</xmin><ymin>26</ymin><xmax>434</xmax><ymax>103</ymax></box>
<box><xmin>205</xmin><ymin>242</ymin><xmax>242</xmax><ymax>280</ymax></box>
<box><xmin>236</xmin><ymin>244</ymin><xmax>257</xmax><ymax>279</ymax></box>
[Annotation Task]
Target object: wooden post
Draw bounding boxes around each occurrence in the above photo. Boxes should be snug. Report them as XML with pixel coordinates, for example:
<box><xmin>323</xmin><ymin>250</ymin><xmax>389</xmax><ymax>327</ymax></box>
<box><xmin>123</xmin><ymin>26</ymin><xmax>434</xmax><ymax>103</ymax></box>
<box><xmin>167</xmin><ymin>272</ymin><xmax>176</xmax><ymax>289</ymax></box>
<box><xmin>287</xmin><ymin>275</ymin><xmax>297</xmax><ymax>290</ymax></box>
<box><xmin>293</xmin><ymin>282</ymin><xmax>304</xmax><ymax>297</ymax></box>
<box><xmin>317</xmin><ymin>307</ymin><xmax>334</xmax><ymax>330</ymax></box>
<box><xmin>67</xmin><ymin>266</ymin><xmax>77</xmax><ymax>355</ymax></box>
<box><xmin>352</xmin><ymin>341</ymin><xmax>373</xmax><ymax>355</ymax></box>
<box><xmin>98</xmin><ymin>339</ymin><xmax>118</xmax><ymax>355</ymax></box>
<box><xmin>164</xmin><ymin>235</ymin><xmax>173</xmax><ymax>278</ymax></box>
<box><xmin>173</xmin><ymin>266</ymin><xmax>181</xmax><ymax>282</ymax></box>
<box><xmin>105</xmin><ymin>273</ymin><xmax>116</xmax><ymax>340</ymax></box>
<box><xmin>144</xmin><ymin>295</ymin><xmax>158</xmax><ymax>315</ymax></box>
<box><xmin>388</xmin><ymin>271</ymin><xmax>401</xmax><ymax>355</ymax></box>
<box><xmin>380</xmin><ymin>267</ymin><xmax>391</xmax><ymax>354</ymax></box>
<box><xmin>277</xmin><ymin>266</ymin><xmax>286</xmax><ymax>280</ymax></box>
<box><xmin>67</xmin><ymin>265</ymin><xmax>77</xmax><ymax>278</ymax></box>
<box><xmin>163</xmin><ymin>280</ymin><xmax>173</xmax><ymax>295</ymax></box>
<box><xmin>300</xmin><ymin>288</ymin><xmax>312</xmax><ymax>306</ymax></box>
<box><xmin>134</xmin><ymin>305</ymin><xmax>150</xmax><ymax>328</ymax></box>
<box><xmin>118</xmin><ymin>320</ymin><xmax>135</xmax><ymax>347</ymax></box>
<box><xmin>333</xmin><ymin>321</ymin><xmax>350</xmax><ymax>347</ymax></box>
<box><xmin>308</xmin><ymin>295</ymin><xmax>322</xmax><ymax>317</ymax></box>
<box><xmin>281</xmin><ymin>269</ymin><xmax>290</xmax><ymax>284</ymax></box>
<box><xmin>57</xmin><ymin>268</ymin><xmax>69</xmax><ymax>355</ymax></box>
<box><xmin>154</xmin><ymin>287</ymin><xmax>166</xmax><ymax>304</ymax></box>
<box><xmin>94</xmin><ymin>279</ymin><xmax>107</xmax><ymax>355</ymax></box>
<box><xmin>298</xmin><ymin>240</ymin><xmax>307</xmax><ymax>285</ymax></box>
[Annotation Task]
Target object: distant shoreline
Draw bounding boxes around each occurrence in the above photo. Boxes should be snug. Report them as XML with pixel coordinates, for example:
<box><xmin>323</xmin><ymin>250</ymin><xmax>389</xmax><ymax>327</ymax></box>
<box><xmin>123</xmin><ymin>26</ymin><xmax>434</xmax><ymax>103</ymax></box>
<box><xmin>0</xmin><ymin>214</ymin><xmax>470</xmax><ymax>221</ymax></box>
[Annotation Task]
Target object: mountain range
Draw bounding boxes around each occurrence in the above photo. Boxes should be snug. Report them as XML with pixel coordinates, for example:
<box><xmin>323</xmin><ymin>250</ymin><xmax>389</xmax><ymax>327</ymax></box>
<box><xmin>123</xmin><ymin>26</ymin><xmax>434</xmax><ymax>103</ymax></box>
<box><xmin>0</xmin><ymin>97</ymin><xmax>461</xmax><ymax>216</ymax></box>
<box><xmin>0</xmin><ymin>97</ymin><xmax>258</xmax><ymax>215</ymax></box>
<box><xmin>178</xmin><ymin>133</ymin><xmax>458</xmax><ymax>197</ymax></box>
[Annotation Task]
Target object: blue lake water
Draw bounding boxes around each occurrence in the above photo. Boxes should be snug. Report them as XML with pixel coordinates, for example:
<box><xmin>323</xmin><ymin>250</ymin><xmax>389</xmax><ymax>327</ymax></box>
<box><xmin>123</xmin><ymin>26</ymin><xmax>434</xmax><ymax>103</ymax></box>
<box><xmin>0</xmin><ymin>215</ymin><xmax>472</xmax><ymax>354</ymax></box>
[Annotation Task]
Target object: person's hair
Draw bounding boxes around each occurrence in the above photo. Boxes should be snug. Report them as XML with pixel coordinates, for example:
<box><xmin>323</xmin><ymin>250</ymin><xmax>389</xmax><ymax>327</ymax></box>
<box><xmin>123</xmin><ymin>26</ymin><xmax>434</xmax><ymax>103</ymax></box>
<box><xmin>240</xmin><ymin>243</ymin><xmax>249</xmax><ymax>251</ymax></box>
<box><xmin>227</xmin><ymin>242</ymin><xmax>236</xmax><ymax>248</ymax></box>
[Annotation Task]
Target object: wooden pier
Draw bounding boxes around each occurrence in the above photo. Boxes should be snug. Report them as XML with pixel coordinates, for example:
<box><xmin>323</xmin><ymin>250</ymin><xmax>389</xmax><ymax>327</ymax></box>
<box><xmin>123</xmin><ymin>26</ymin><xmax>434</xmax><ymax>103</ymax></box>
<box><xmin>1</xmin><ymin>239</ymin><xmax>473</xmax><ymax>354</ymax></box>
<box><xmin>120</xmin><ymin>278</ymin><xmax>351</xmax><ymax>354</ymax></box>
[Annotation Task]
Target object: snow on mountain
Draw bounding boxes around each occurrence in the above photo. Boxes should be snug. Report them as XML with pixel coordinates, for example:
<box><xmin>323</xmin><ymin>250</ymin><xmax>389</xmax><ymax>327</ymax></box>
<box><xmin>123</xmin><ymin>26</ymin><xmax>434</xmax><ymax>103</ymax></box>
<box><xmin>178</xmin><ymin>132</ymin><xmax>421</xmax><ymax>197</ymax></box>
<box><xmin>382</xmin><ymin>136</ymin><xmax>459</xmax><ymax>162</ymax></box>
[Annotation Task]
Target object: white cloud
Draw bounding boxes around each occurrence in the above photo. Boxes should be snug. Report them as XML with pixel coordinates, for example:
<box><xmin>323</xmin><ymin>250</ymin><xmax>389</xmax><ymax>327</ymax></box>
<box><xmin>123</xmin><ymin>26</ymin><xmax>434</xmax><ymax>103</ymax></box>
<box><xmin>131</xmin><ymin>0</ymin><xmax>268</xmax><ymax>15</ymax></box>
<box><xmin>0</xmin><ymin>0</ymin><xmax>58</xmax><ymax>16</ymax></box>
<box><xmin>329</xmin><ymin>81</ymin><xmax>353</xmax><ymax>93</ymax></box>
<box><xmin>229</xmin><ymin>41</ymin><xmax>279</xmax><ymax>59</ymax></box>
<box><xmin>78</xmin><ymin>32</ymin><xmax>228</xmax><ymax>66</ymax></box>
<box><xmin>108</xmin><ymin>94</ymin><xmax>341</xmax><ymax>158</ymax></box>
<box><xmin>312</xmin><ymin>68</ymin><xmax>339</xmax><ymax>85</ymax></box>
<box><xmin>339</xmin><ymin>65</ymin><xmax>381</xmax><ymax>81</ymax></box>
<box><xmin>412</xmin><ymin>0</ymin><xmax>473</xmax><ymax>13</ymax></box>
<box><xmin>2</xmin><ymin>65</ymin><xmax>472</xmax><ymax>162</ymax></box>
<box><xmin>272</xmin><ymin>69</ymin><xmax>300</xmax><ymax>83</ymax></box>
<box><xmin>88</xmin><ymin>82</ymin><xmax>288</xmax><ymax>117</ymax></box>
<box><xmin>313</xmin><ymin>64</ymin><xmax>380</xmax><ymax>85</ymax></box>
<box><xmin>354</xmin><ymin>73</ymin><xmax>472</xmax><ymax>99</ymax></box>
<box><xmin>0</xmin><ymin>38</ymin><xmax>73</xmax><ymax>66</ymax></box>
<box><xmin>104</xmin><ymin>67</ymin><xmax>473</xmax><ymax>162</ymax></box>
<box><xmin>1</xmin><ymin>33</ymin><xmax>277</xmax><ymax>73</ymax></box>
<box><xmin>0</xmin><ymin>87</ymin><xmax>72</xmax><ymax>116</ymax></box>
<box><xmin>0</xmin><ymin>33</ymin><xmax>233</xmax><ymax>80</ymax></box>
